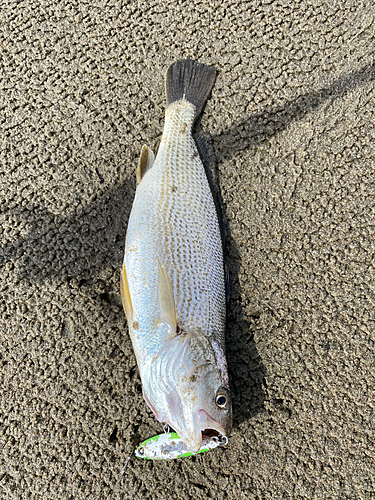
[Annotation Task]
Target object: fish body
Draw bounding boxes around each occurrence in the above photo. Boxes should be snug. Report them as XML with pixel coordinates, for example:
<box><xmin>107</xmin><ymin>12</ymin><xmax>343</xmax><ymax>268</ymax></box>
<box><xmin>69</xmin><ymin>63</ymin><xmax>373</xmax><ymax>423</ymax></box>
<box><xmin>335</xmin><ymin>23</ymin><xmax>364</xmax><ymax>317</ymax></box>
<box><xmin>122</xmin><ymin>60</ymin><xmax>232</xmax><ymax>452</ymax></box>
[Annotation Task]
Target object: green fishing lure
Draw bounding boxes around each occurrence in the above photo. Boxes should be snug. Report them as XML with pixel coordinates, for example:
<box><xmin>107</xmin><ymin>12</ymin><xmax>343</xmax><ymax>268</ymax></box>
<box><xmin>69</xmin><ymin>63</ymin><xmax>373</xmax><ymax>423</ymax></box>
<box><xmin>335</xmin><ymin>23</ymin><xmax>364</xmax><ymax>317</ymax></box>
<box><xmin>135</xmin><ymin>432</ymin><xmax>228</xmax><ymax>460</ymax></box>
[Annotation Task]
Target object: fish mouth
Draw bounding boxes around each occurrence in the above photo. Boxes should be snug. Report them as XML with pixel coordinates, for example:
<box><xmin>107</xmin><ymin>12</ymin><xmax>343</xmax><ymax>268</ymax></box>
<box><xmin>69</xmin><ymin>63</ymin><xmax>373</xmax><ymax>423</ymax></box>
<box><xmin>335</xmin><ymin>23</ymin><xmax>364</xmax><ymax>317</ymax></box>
<box><xmin>184</xmin><ymin>409</ymin><xmax>226</xmax><ymax>453</ymax></box>
<box><xmin>201</xmin><ymin>428</ymin><xmax>221</xmax><ymax>439</ymax></box>
<box><xmin>197</xmin><ymin>409</ymin><xmax>226</xmax><ymax>438</ymax></box>
<box><xmin>160</xmin><ymin>408</ymin><xmax>226</xmax><ymax>453</ymax></box>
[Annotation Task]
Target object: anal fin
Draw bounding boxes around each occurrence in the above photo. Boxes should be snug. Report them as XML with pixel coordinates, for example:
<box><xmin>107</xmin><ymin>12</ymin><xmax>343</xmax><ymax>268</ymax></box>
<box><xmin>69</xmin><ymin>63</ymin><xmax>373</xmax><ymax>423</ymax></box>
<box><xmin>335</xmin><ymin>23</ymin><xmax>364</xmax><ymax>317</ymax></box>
<box><xmin>120</xmin><ymin>263</ymin><xmax>133</xmax><ymax>323</ymax></box>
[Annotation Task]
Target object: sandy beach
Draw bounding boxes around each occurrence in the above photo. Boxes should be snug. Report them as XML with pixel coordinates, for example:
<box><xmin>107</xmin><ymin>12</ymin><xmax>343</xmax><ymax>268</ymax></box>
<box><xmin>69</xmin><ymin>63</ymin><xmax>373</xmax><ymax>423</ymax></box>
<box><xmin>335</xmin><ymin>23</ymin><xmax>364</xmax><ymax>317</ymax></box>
<box><xmin>1</xmin><ymin>1</ymin><xmax>374</xmax><ymax>498</ymax></box>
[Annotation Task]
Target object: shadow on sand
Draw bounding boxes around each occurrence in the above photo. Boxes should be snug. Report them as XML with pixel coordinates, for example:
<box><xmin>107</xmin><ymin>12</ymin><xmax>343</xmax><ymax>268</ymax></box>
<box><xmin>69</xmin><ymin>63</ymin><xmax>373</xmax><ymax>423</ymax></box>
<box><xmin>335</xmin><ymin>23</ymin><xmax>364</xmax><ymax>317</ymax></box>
<box><xmin>2</xmin><ymin>60</ymin><xmax>374</xmax><ymax>428</ymax></box>
<box><xmin>195</xmin><ymin>59</ymin><xmax>375</xmax><ymax>426</ymax></box>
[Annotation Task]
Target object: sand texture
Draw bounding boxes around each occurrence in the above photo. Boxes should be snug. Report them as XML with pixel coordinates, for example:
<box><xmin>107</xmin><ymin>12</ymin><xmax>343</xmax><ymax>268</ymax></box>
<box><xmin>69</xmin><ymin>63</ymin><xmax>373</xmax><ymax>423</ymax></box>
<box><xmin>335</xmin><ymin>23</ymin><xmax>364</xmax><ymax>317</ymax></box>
<box><xmin>1</xmin><ymin>1</ymin><xmax>374</xmax><ymax>498</ymax></box>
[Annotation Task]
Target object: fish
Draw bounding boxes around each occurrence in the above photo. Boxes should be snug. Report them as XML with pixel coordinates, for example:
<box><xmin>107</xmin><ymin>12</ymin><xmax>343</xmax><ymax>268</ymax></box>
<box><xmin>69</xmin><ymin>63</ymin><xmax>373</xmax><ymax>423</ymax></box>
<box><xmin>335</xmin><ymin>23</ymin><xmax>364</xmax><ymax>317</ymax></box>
<box><xmin>121</xmin><ymin>59</ymin><xmax>232</xmax><ymax>453</ymax></box>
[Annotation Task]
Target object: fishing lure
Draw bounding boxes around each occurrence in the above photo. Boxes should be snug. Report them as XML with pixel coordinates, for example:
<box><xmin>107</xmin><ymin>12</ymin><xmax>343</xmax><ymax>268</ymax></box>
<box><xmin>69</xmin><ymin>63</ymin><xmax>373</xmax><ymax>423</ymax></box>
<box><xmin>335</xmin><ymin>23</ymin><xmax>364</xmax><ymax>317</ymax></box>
<box><xmin>135</xmin><ymin>432</ymin><xmax>228</xmax><ymax>460</ymax></box>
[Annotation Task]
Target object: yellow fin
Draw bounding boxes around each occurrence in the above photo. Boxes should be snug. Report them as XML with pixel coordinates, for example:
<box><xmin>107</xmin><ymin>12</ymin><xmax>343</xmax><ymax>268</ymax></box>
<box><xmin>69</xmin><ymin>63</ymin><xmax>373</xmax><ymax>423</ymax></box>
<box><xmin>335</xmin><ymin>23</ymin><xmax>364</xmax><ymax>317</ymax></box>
<box><xmin>158</xmin><ymin>257</ymin><xmax>176</xmax><ymax>331</ymax></box>
<box><xmin>136</xmin><ymin>145</ymin><xmax>155</xmax><ymax>186</ymax></box>
<box><xmin>120</xmin><ymin>263</ymin><xmax>133</xmax><ymax>323</ymax></box>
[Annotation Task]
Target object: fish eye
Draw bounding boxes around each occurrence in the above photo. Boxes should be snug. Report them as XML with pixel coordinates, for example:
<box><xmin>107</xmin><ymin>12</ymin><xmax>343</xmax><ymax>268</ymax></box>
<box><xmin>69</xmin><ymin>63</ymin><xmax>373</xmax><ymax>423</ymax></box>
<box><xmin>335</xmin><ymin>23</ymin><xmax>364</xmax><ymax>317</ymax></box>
<box><xmin>215</xmin><ymin>387</ymin><xmax>230</xmax><ymax>409</ymax></box>
<box><xmin>216</xmin><ymin>396</ymin><xmax>226</xmax><ymax>407</ymax></box>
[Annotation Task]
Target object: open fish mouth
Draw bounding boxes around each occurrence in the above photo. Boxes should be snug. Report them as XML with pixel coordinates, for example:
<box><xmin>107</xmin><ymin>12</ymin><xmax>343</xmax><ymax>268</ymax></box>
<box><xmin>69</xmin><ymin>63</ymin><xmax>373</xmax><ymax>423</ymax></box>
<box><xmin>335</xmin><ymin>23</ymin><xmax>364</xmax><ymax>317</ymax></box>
<box><xmin>158</xmin><ymin>408</ymin><xmax>227</xmax><ymax>453</ymax></box>
<box><xmin>184</xmin><ymin>408</ymin><xmax>227</xmax><ymax>452</ymax></box>
<box><xmin>197</xmin><ymin>409</ymin><xmax>226</xmax><ymax>436</ymax></box>
<box><xmin>202</xmin><ymin>428</ymin><xmax>221</xmax><ymax>439</ymax></box>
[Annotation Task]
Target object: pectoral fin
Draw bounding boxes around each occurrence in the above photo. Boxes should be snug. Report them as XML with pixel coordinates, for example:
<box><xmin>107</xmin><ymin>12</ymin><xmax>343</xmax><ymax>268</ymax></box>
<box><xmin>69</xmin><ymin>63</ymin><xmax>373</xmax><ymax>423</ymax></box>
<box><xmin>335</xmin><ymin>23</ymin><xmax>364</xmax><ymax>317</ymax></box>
<box><xmin>120</xmin><ymin>263</ymin><xmax>133</xmax><ymax>323</ymax></box>
<box><xmin>137</xmin><ymin>145</ymin><xmax>155</xmax><ymax>186</ymax></box>
<box><xmin>158</xmin><ymin>257</ymin><xmax>177</xmax><ymax>331</ymax></box>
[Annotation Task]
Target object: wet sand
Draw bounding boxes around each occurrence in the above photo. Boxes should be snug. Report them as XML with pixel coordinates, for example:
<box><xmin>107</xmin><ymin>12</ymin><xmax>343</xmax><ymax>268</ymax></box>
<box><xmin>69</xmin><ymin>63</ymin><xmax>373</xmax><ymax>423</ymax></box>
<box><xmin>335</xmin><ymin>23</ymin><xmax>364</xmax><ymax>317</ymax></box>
<box><xmin>1</xmin><ymin>1</ymin><xmax>374</xmax><ymax>498</ymax></box>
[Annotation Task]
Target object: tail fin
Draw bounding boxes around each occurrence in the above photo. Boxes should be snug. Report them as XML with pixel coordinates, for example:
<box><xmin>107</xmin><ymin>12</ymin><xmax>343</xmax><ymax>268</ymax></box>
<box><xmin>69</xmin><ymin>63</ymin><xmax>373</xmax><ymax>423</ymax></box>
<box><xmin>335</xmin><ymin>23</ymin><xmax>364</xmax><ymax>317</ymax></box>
<box><xmin>165</xmin><ymin>59</ymin><xmax>216</xmax><ymax>119</ymax></box>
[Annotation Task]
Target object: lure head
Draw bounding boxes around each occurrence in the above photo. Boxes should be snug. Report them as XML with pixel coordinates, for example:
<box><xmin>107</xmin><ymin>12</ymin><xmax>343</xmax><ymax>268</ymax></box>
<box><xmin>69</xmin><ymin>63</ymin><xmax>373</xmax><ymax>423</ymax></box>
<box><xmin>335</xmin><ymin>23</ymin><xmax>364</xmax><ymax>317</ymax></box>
<box><xmin>141</xmin><ymin>329</ymin><xmax>232</xmax><ymax>453</ymax></box>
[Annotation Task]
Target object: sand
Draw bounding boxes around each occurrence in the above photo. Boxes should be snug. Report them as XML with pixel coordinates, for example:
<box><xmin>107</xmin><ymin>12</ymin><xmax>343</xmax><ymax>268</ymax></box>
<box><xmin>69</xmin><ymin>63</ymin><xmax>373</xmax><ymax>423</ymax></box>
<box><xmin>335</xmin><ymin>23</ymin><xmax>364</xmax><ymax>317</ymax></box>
<box><xmin>1</xmin><ymin>1</ymin><xmax>374</xmax><ymax>498</ymax></box>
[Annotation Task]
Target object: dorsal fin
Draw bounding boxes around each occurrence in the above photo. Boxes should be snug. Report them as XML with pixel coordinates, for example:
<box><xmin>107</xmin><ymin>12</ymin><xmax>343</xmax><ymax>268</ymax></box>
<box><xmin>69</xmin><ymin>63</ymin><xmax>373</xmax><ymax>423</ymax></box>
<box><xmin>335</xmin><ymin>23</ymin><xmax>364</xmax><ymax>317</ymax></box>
<box><xmin>136</xmin><ymin>145</ymin><xmax>155</xmax><ymax>186</ymax></box>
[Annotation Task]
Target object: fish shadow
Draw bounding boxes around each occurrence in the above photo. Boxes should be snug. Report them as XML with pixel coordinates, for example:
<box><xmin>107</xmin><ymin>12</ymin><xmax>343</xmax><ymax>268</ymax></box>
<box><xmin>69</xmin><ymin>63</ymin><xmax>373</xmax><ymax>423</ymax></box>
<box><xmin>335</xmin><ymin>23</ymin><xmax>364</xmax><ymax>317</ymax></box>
<box><xmin>194</xmin><ymin>59</ymin><xmax>375</xmax><ymax>426</ymax></box>
<box><xmin>195</xmin><ymin>131</ymin><xmax>267</xmax><ymax>427</ymax></box>
<box><xmin>225</xmin><ymin>231</ymin><xmax>267</xmax><ymax>427</ymax></box>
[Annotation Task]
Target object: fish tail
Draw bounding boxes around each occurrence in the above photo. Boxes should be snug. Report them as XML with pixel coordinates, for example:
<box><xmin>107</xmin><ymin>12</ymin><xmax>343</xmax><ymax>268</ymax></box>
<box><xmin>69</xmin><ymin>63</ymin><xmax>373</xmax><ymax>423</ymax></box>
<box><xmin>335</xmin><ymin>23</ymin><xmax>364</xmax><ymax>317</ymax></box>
<box><xmin>165</xmin><ymin>59</ymin><xmax>216</xmax><ymax>119</ymax></box>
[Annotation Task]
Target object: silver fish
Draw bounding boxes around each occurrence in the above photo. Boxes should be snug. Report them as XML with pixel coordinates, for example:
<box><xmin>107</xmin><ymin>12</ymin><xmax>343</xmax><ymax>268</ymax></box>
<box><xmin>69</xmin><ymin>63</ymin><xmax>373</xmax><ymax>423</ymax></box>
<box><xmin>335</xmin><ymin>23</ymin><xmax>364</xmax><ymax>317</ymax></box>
<box><xmin>121</xmin><ymin>59</ymin><xmax>232</xmax><ymax>452</ymax></box>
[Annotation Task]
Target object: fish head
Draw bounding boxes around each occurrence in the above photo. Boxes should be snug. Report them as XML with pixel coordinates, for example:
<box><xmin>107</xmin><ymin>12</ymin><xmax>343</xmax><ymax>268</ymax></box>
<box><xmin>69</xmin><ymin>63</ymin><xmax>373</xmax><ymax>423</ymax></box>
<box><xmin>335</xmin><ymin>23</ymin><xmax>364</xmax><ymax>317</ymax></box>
<box><xmin>142</xmin><ymin>330</ymin><xmax>232</xmax><ymax>453</ymax></box>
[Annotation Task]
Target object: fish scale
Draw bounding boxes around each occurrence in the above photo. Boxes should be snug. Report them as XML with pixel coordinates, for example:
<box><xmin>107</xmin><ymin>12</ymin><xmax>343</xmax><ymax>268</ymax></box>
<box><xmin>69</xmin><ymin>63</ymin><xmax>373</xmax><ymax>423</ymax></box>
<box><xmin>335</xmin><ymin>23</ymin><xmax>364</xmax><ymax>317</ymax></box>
<box><xmin>125</xmin><ymin>100</ymin><xmax>225</xmax><ymax>355</ymax></box>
